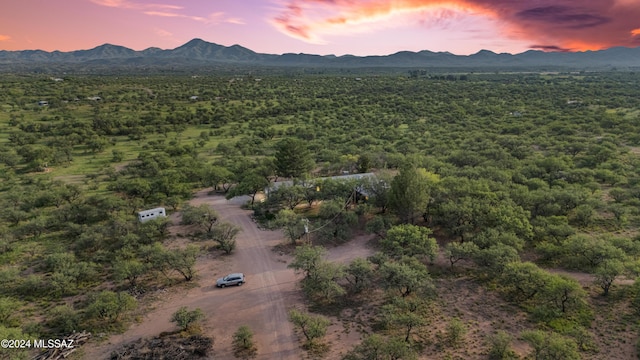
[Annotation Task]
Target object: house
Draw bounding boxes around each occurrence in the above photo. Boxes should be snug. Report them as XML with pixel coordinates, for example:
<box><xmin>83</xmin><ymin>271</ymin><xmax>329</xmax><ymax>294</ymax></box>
<box><xmin>38</xmin><ymin>100</ymin><xmax>49</xmax><ymax>106</ymax></box>
<box><xmin>138</xmin><ymin>207</ymin><xmax>167</xmax><ymax>223</ymax></box>
<box><xmin>87</xmin><ymin>96</ymin><xmax>102</xmax><ymax>101</ymax></box>
<box><xmin>189</xmin><ymin>96</ymin><xmax>199</xmax><ymax>101</ymax></box>
<box><xmin>265</xmin><ymin>173</ymin><xmax>376</xmax><ymax>197</ymax></box>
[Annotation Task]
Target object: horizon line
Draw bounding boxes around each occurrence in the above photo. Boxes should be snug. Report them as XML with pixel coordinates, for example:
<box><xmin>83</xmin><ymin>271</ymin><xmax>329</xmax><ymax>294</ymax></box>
<box><xmin>3</xmin><ymin>38</ymin><xmax>636</xmax><ymax>58</ymax></box>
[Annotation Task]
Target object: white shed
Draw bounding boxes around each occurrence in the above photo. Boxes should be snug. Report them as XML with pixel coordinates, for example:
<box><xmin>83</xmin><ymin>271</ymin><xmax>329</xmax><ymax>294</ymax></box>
<box><xmin>138</xmin><ymin>207</ymin><xmax>166</xmax><ymax>222</ymax></box>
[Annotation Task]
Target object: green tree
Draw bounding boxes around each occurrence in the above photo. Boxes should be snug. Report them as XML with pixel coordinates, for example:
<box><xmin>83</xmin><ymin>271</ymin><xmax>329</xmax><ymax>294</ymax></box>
<box><xmin>0</xmin><ymin>325</ymin><xmax>30</xmax><ymax>360</ymax></box>
<box><xmin>500</xmin><ymin>262</ymin><xmax>550</xmax><ymax>304</ymax></box>
<box><xmin>539</xmin><ymin>275</ymin><xmax>587</xmax><ymax>316</ymax></box>
<box><xmin>315</xmin><ymin>199</ymin><xmax>358</xmax><ymax>244</ymax></box>
<box><xmin>47</xmin><ymin>305</ymin><xmax>81</xmax><ymax>336</ymax></box>
<box><xmin>171</xmin><ymin>306</ymin><xmax>205</xmax><ymax>331</ymax></box>
<box><xmin>136</xmin><ymin>216</ymin><xmax>171</xmax><ymax>243</ymax></box>
<box><xmin>365</xmin><ymin>215</ymin><xmax>394</xmax><ymax>239</ymax></box>
<box><xmin>112</xmin><ymin>259</ymin><xmax>147</xmax><ymax>287</ymax></box>
<box><xmin>0</xmin><ymin>297</ymin><xmax>22</xmax><ymax>328</ymax></box>
<box><xmin>380</xmin><ymin>257</ymin><xmax>433</xmax><ymax>298</ymax></box>
<box><xmin>521</xmin><ymin>330</ymin><xmax>580</xmax><ymax>360</ymax></box>
<box><xmin>361</xmin><ymin>171</ymin><xmax>393</xmax><ymax>213</ymax></box>
<box><xmin>275</xmin><ymin>138</ymin><xmax>314</xmax><ymax>179</ymax></box>
<box><xmin>301</xmin><ymin>261</ymin><xmax>346</xmax><ymax>304</ymax></box>
<box><xmin>594</xmin><ymin>259</ymin><xmax>624</xmax><ymax>296</ymax></box>
<box><xmin>345</xmin><ymin>258</ymin><xmax>374</xmax><ymax>293</ymax></box>
<box><xmin>270</xmin><ymin>185</ymin><xmax>307</xmax><ymax>210</ymax></box>
<box><xmin>444</xmin><ymin>317</ymin><xmax>467</xmax><ymax>348</ymax></box>
<box><xmin>389</xmin><ymin>163</ymin><xmax>438</xmax><ymax>224</ymax></box>
<box><xmin>202</xmin><ymin>165</ymin><xmax>234</xmax><ymax>192</ymax></box>
<box><xmin>275</xmin><ymin>209</ymin><xmax>307</xmax><ymax>244</ymax></box>
<box><xmin>210</xmin><ymin>221</ymin><xmax>240</xmax><ymax>255</ymax></box>
<box><xmin>288</xmin><ymin>244</ymin><xmax>326</xmax><ymax>279</ymax></box>
<box><xmin>569</xmin><ymin>204</ymin><xmax>595</xmax><ymax>227</ymax></box>
<box><xmin>531</xmin><ymin>216</ymin><xmax>576</xmax><ymax>244</ymax></box>
<box><xmin>343</xmin><ymin>334</ymin><xmax>417</xmax><ymax>360</ymax></box>
<box><xmin>111</xmin><ymin>149</ymin><xmax>124</xmax><ymax>162</ymax></box>
<box><xmin>85</xmin><ymin>291</ymin><xmax>137</xmax><ymax>323</ymax></box>
<box><xmin>226</xmin><ymin>171</ymin><xmax>269</xmax><ymax>205</ymax></box>
<box><xmin>380</xmin><ymin>224</ymin><xmax>438</xmax><ymax>261</ymax></box>
<box><xmin>471</xmin><ymin>244</ymin><xmax>520</xmax><ymax>276</ymax></box>
<box><xmin>432</xmin><ymin>177</ymin><xmax>531</xmax><ymax>243</ymax></box>
<box><xmin>488</xmin><ymin>331</ymin><xmax>516</xmax><ymax>360</ymax></box>
<box><xmin>444</xmin><ymin>241</ymin><xmax>479</xmax><ymax>269</ymax></box>
<box><xmin>233</xmin><ymin>325</ymin><xmax>257</xmax><ymax>359</ymax></box>
<box><xmin>563</xmin><ymin>234</ymin><xmax>626</xmax><ymax>270</ymax></box>
<box><xmin>181</xmin><ymin>204</ymin><xmax>219</xmax><ymax>233</ymax></box>
<box><xmin>380</xmin><ymin>297</ymin><xmax>430</xmax><ymax>343</ymax></box>
<box><xmin>288</xmin><ymin>309</ymin><xmax>330</xmax><ymax>347</ymax></box>
<box><xmin>165</xmin><ymin>245</ymin><xmax>200</xmax><ymax>281</ymax></box>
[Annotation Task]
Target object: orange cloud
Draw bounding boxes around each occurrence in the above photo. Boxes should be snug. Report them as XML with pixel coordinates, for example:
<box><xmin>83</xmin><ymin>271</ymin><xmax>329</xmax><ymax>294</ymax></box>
<box><xmin>271</xmin><ymin>0</ymin><xmax>489</xmax><ymax>44</ymax></box>
<box><xmin>272</xmin><ymin>0</ymin><xmax>640</xmax><ymax>52</ymax></box>
<box><xmin>0</xmin><ymin>35</ymin><xmax>10</xmax><ymax>42</ymax></box>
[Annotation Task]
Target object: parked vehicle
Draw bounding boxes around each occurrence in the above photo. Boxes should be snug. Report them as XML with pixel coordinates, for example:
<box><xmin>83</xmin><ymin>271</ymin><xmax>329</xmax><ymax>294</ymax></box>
<box><xmin>216</xmin><ymin>273</ymin><xmax>245</xmax><ymax>288</ymax></box>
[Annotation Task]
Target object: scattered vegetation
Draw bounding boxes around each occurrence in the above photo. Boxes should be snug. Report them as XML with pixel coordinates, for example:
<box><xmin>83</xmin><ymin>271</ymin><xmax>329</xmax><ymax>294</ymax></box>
<box><xmin>2</xmin><ymin>71</ymin><xmax>640</xmax><ymax>358</ymax></box>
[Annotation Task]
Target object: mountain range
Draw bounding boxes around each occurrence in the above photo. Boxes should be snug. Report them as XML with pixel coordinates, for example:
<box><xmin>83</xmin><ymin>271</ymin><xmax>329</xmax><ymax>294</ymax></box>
<box><xmin>1</xmin><ymin>38</ymin><xmax>639</xmax><ymax>71</ymax></box>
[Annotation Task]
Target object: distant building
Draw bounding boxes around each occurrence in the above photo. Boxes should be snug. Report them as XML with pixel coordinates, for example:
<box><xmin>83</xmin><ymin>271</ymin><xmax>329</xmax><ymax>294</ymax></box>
<box><xmin>138</xmin><ymin>207</ymin><xmax>167</xmax><ymax>223</ymax></box>
<box><xmin>38</xmin><ymin>100</ymin><xmax>49</xmax><ymax>106</ymax></box>
<box><xmin>189</xmin><ymin>96</ymin><xmax>199</xmax><ymax>101</ymax></box>
<box><xmin>265</xmin><ymin>172</ymin><xmax>376</xmax><ymax>197</ymax></box>
<box><xmin>87</xmin><ymin>96</ymin><xmax>102</xmax><ymax>101</ymax></box>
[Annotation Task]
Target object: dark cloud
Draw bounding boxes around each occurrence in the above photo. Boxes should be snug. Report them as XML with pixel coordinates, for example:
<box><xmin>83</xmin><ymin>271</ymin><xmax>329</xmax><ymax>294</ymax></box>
<box><xmin>530</xmin><ymin>44</ymin><xmax>572</xmax><ymax>52</ymax></box>
<box><xmin>272</xmin><ymin>0</ymin><xmax>640</xmax><ymax>51</ymax></box>
<box><xmin>517</xmin><ymin>6</ymin><xmax>610</xmax><ymax>29</ymax></box>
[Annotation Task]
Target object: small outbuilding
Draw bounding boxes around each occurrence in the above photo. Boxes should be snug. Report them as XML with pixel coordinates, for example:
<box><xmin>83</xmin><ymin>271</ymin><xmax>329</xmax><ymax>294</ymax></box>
<box><xmin>138</xmin><ymin>207</ymin><xmax>167</xmax><ymax>223</ymax></box>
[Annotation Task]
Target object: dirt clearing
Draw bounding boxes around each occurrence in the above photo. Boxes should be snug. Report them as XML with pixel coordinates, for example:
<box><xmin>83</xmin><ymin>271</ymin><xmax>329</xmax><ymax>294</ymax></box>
<box><xmin>84</xmin><ymin>191</ymin><xmax>376</xmax><ymax>359</ymax></box>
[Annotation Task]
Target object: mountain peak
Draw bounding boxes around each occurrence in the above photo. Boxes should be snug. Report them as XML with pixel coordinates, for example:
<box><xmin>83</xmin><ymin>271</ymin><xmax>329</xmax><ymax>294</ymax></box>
<box><xmin>1</xmin><ymin>40</ymin><xmax>639</xmax><ymax>70</ymax></box>
<box><xmin>472</xmin><ymin>49</ymin><xmax>497</xmax><ymax>56</ymax></box>
<box><xmin>177</xmin><ymin>38</ymin><xmax>219</xmax><ymax>49</ymax></box>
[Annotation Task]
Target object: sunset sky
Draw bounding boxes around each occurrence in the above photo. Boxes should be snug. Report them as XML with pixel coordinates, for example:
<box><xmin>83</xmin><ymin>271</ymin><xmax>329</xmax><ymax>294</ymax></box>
<box><xmin>1</xmin><ymin>0</ymin><xmax>640</xmax><ymax>56</ymax></box>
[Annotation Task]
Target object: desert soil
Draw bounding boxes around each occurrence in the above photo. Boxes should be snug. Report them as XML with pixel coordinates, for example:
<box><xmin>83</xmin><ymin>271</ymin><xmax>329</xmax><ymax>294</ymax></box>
<box><xmin>80</xmin><ymin>191</ymin><xmax>639</xmax><ymax>359</ymax></box>
<box><xmin>84</xmin><ymin>190</ymin><xmax>375</xmax><ymax>359</ymax></box>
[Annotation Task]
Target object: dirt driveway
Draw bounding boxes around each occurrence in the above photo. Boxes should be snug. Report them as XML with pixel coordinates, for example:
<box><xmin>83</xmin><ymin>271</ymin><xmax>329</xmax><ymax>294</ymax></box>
<box><xmin>86</xmin><ymin>190</ymin><xmax>375</xmax><ymax>359</ymax></box>
<box><xmin>88</xmin><ymin>191</ymin><xmax>302</xmax><ymax>359</ymax></box>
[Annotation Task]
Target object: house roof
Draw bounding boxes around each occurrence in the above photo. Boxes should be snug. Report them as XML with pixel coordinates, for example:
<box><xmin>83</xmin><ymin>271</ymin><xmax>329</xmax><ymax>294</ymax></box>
<box><xmin>265</xmin><ymin>172</ymin><xmax>376</xmax><ymax>195</ymax></box>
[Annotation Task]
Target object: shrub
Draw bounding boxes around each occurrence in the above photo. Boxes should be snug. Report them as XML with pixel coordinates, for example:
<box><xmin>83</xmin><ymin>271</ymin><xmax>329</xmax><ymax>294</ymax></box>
<box><xmin>232</xmin><ymin>325</ymin><xmax>257</xmax><ymax>359</ymax></box>
<box><xmin>171</xmin><ymin>306</ymin><xmax>205</xmax><ymax>331</ymax></box>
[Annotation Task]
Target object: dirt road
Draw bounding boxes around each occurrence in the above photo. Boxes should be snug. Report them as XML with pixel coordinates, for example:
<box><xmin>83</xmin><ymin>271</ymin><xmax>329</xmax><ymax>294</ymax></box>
<box><xmin>85</xmin><ymin>190</ymin><xmax>376</xmax><ymax>359</ymax></box>
<box><xmin>88</xmin><ymin>191</ymin><xmax>303</xmax><ymax>359</ymax></box>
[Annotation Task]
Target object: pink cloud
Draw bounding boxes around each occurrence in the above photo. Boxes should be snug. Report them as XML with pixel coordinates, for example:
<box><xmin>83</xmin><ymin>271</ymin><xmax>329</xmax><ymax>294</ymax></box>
<box><xmin>155</xmin><ymin>28</ymin><xmax>173</xmax><ymax>38</ymax></box>
<box><xmin>90</xmin><ymin>0</ymin><xmax>182</xmax><ymax>10</ymax></box>
<box><xmin>143</xmin><ymin>10</ymin><xmax>208</xmax><ymax>22</ymax></box>
<box><xmin>226</xmin><ymin>18</ymin><xmax>246</xmax><ymax>25</ymax></box>
<box><xmin>0</xmin><ymin>35</ymin><xmax>11</xmax><ymax>42</ymax></box>
<box><xmin>272</xmin><ymin>0</ymin><xmax>640</xmax><ymax>51</ymax></box>
<box><xmin>92</xmin><ymin>1</ymin><xmax>243</xmax><ymax>25</ymax></box>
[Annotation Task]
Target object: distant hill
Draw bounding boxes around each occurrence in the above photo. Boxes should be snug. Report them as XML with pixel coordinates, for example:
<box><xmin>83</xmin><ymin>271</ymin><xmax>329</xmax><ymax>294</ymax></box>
<box><xmin>1</xmin><ymin>38</ymin><xmax>639</xmax><ymax>72</ymax></box>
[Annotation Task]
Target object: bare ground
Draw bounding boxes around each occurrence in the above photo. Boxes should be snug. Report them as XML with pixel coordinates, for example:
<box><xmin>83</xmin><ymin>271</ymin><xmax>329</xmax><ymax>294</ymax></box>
<box><xmin>83</xmin><ymin>190</ymin><xmax>376</xmax><ymax>360</ymax></box>
<box><xmin>80</xmin><ymin>193</ymin><xmax>639</xmax><ymax>359</ymax></box>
